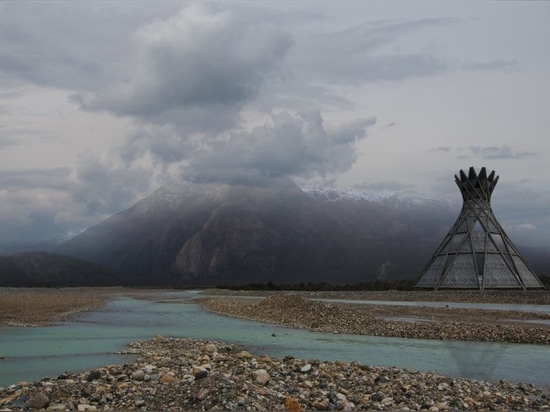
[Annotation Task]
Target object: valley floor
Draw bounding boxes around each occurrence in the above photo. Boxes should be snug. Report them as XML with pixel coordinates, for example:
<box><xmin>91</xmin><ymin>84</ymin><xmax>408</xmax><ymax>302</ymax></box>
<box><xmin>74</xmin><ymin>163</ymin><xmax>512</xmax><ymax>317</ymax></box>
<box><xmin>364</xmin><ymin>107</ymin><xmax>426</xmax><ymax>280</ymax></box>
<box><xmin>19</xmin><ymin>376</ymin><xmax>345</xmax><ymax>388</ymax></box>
<box><xmin>199</xmin><ymin>292</ymin><xmax>550</xmax><ymax>345</ymax></box>
<box><xmin>2</xmin><ymin>288</ymin><xmax>550</xmax><ymax>340</ymax></box>
<box><xmin>2</xmin><ymin>336</ymin><xmax>549</xmax><ymax>411</ymax></box>
<box><xmin>0</xmin><ymin>287</ymin><xmax>162</xmax><ymax>327</ymax></box>
<box><xmin>1</xmin><ymin>288</ymin><xmax>550</xmax><ymax>410</ymax></box>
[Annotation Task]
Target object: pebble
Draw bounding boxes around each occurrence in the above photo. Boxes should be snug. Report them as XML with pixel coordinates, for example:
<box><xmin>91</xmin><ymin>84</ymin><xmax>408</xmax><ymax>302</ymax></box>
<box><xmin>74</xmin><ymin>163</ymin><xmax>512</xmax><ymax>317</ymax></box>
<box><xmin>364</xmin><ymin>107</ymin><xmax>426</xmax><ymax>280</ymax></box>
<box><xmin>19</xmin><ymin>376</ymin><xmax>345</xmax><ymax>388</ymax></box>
<box><xmin>204</xmin><ymin>343</ymin><xmax>217</xmax><ymax>353</ymax></box>
<box><xmin>0</xmin><ymin>337</ymin><xmax>548</xmax><ymax>411</ymax></box>
<box><xmin>77</xmin><ymin>405</ymin><xmax>97</xmax><ymax>411</ymax></box>
<box><xmin>254</xmin><ymin>369</ymin><xmax>270</xmax><ymax>385</ymax></box>
<box><xmin>301</xmin><ymin>363</ymin><xmax>312</xmax><ymax>373</ymax></box>
<box><xmin>194</xmin><ymin>370</ymin><xmax>208</xmax><ymax>380</ymax></box>
<box><xmin>237</xmin><ymin>350</ymin><xmax>253</xmax><ymax>359</ymax></box>
<box><xmin>131</xmin><ymin>369</ymin><xmax>145</xmax><ymax>381</ymax></box>
<box><xmin>47</xmin><ymin>404</ymin><xmax>69</xmax><ymax>411</ymax></box>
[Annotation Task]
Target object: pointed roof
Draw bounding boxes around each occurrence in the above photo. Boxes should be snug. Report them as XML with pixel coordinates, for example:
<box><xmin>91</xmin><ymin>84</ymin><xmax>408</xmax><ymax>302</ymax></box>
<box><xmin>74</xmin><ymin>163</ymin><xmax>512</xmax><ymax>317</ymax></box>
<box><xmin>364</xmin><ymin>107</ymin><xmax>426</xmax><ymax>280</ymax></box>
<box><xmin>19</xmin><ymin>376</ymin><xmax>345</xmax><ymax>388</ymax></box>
<box><xmin>414</xmin><ymin>167</ymin><xmax>545</xmax><ymax>290</ymax></box>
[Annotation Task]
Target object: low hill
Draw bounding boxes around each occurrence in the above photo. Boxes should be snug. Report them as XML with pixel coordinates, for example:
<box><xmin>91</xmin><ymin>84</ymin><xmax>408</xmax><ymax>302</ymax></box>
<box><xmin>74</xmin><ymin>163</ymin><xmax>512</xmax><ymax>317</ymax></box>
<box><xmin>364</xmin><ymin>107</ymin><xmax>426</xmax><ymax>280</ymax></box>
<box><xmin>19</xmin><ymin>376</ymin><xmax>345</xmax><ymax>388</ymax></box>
<box><xmin>0</xmin><ymin>252</ymin><xmax>115</xmax><ymax>287</ymax></box>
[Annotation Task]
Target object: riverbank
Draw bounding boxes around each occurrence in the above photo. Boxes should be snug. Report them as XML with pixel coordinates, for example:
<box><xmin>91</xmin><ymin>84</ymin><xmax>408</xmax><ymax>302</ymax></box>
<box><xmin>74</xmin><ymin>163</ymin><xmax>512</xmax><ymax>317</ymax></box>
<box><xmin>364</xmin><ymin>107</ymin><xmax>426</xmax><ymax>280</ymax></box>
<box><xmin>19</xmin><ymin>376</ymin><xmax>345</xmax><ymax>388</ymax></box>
<box><xmin>1</xmin><ymin>288</ymin><xmax>550</xmax><ymax>410</ymax></box>
<box><xmin>201</xmin><ymin>288</ymin><xmax>550</xmax><ymax>304</ymax></box>
<box><xmin>0</xmin><ymin>287</ymin><xmax>124</xmax><ymax>327</ymax></box>
<box><xmin>1</xmin><ymin>336</ymin><xmax>549</xmax><ymax>411</ymax></box>
<box><xmin>0</xmin><ymin>287</ymin><xmax>168</xmax><ymax>326</ymax></box>
<box><xmin>200</xmin><ymin>293</ymin><xmax>550</xmax><ymax>345</ymax></box>
<box><xmin>2</xmin><ymin>287</ymin><xmax>550</xmax><ymax>343</ymax></box>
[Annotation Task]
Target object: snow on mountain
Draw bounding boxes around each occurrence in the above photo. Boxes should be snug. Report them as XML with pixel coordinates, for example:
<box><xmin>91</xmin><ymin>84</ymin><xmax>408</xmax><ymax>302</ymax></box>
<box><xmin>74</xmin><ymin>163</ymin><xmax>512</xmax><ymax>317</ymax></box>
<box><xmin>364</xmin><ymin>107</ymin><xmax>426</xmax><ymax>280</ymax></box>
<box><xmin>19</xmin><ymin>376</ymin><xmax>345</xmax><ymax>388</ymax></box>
<box><xmin>299</xmin><ymin>183</ymin><xmax>454</xmax><ymax>208</ymax></box>
<box><xmin>129</xmin><ymin>180</ymin><xmax>231</xmax><ymax>215</ymax></box>
<box><xmin>128</xmin><ymin>177</ymin><xmax>455</xmax><ymax>218</ymax></box>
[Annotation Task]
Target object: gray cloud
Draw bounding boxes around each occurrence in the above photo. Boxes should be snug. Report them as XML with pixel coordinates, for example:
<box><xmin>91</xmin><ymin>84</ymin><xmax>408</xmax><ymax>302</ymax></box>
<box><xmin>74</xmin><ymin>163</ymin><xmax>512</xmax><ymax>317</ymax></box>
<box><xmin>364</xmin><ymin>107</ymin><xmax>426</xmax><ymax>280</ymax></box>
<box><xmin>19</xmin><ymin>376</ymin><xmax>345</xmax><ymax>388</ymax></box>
<box><xmin>381</xmin><ymin>122</ymin><xmax>396</xmax><ymax>130</ymax></box>
<box><xmin>438</xmin><ymin>145</ymin><xmax>536</xmax><ymax>159</ymax></box>
<box><xmin>75</xmin><ymin>3</ymin><xmax>294</xmax><ymax>133</ymax></box>
<box><xmin>282</xmin><ymin>16</ymin><xmax>518</xmax><ymax>110</ymax></box>
<box><xmin>490</xmin><ymin>181</ymin><xmax>550</xmax><ymax>247</ymax></box>
<box><xmin>0</xmin><ymin>89</ymin><xmax>26</xmax><ymax>99</ymax></box>
<box><xmin>289</xmin><ymin>18</ymin><xmax>455</xmax><ymax>86</ymax></box>
<box><xmin>429</xmin><ymin>146</ymin><xmax>451</xmax><ymax>152</ymax></box>
<box><xmin>468</xmin><ymin>145</ymin><xmax>536</xmax><ymax>159</ymax></box>
<box><xmin>0</xmin><ymin>168</ymin><xmax>75</xmax><ymax>241</ymax></box>
<box><xmin>165</xmin><ymin>111</ymin><xmax>376</xmax><ymax>181</ymax></box>
<box><xmin>1</xmin><ymin>127</ymin><xmax>52</xmax><ymax>139</ymax></box>
<box><xmin>0</xmin><ymin>161</ymin><xmax>153</xmax><ymax>242</ymax></box>
<box><xmin>0</xmin><ymin>136</ymin><xmax>18</xmax><ymax>149</ymax></box>
<box><xmin>0</xmin><ymin>2</ymin><xmax>180</xmax><ymax>89</ymax></box>
<box><xmin>120</xmin><ymin>126</ymin><xmax>197</xmax><ymax>167</ymax></box>
<box><xmin>2</xmin><ymin>2</ymin><xmax>545</xmax><ymax>246</ymax></box>
<box><xmin>0</xmin><ymin>167</ymin><xmax>71</xmax><ymax>190</ymax></box>
<box><xmin>460</xmin><ymin>60</ymin><xmax>518</xmax><ymax>72</ymax></box>
<box><xmin>356</xmin><ymin>180</ymin><xmax>414</xmax><ymax>192</ymax></box>
<box><xmin>71</xmin><ymin>153</ymin><xmax>153</xmax><ymax>215</ymax></box>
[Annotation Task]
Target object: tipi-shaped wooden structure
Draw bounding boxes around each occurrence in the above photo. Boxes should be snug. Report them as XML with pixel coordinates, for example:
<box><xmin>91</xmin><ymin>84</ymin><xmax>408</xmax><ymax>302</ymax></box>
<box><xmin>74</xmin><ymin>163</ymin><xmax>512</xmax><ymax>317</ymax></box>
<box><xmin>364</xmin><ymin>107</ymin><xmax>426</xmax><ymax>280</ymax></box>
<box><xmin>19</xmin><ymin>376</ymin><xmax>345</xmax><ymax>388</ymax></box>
<box><xmin>414</xmin><ymin>167</ymin><xmax>545</xmax><ymax>290</ymax></box>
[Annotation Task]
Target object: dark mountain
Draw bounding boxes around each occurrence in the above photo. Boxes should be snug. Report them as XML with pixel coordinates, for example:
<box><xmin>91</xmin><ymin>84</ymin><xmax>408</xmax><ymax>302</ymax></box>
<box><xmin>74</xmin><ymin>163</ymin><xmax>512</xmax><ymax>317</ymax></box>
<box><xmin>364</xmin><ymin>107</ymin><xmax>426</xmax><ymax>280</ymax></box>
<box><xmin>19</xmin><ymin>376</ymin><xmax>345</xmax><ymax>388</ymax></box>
<box><xmin>0</xmin><ymin>252</ymin><xmax>114</xmax><ymax>287</ymax></box>
<box><xmin>58</xmin><ymin>174</ymin><xmax>466</xmax><ymax>286</ymax></box>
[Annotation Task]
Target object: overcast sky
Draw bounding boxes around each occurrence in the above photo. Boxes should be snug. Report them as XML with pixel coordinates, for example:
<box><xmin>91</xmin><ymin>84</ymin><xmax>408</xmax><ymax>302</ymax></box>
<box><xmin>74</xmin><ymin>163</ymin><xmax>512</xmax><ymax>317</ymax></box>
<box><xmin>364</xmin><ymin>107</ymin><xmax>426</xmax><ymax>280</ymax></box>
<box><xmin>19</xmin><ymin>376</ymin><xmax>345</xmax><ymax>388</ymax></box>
<box><xmin>1</xmin><ymin>1</ymin><xmax>549</xmax><ymax>247</ymax></box>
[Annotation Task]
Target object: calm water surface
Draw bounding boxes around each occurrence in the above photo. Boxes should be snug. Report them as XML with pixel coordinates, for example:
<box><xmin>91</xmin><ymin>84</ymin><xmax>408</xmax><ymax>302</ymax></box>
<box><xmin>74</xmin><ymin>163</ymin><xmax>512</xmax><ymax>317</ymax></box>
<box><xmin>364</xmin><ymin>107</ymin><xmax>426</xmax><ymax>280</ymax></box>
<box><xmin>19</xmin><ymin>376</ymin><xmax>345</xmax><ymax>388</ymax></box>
<box><xmin>1</xmin><ymin>292</ymin><xmax>549</xmax><ymax>389</ymax></box>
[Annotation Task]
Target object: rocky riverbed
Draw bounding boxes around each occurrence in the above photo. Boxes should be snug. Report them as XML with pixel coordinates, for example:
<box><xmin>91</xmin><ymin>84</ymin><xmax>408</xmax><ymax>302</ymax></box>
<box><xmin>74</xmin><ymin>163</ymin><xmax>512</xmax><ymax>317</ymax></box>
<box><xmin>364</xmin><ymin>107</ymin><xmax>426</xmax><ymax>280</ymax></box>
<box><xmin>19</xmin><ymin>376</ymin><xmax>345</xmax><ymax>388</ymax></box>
<box><xmin>201</xmin><ymin>294</ymin><xmax>550</xmax><ymax>345</ymax></box>
<box><xmin>1</xmin><ymin>336</ymin><xmax>549</xmax><ymax>411</ymax></box>
<box><xmin>1</xmin><ymin>287</ymin><xmax>549</xmax><ymax>327</ymax></box>
<box><xmin>201</xmin><ymin>289</ymin><xmax>550</xmax><ymax>305</ymax></box>
<box><xmin>1</xmin><ymin>289</ymin><xmax>550</xmax><ymax>410</ymax></box>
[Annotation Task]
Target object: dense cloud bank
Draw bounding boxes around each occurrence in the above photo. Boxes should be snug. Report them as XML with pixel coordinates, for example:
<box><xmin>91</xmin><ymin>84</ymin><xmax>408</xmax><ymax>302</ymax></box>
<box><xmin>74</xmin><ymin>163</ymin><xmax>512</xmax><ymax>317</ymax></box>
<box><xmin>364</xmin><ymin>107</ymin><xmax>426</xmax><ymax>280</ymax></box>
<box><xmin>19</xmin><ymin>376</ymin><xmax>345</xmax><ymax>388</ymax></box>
<box><xmin>0</xmin><ymin>2</ymin><xmax>549</xmax><ymax>248</ymax></box>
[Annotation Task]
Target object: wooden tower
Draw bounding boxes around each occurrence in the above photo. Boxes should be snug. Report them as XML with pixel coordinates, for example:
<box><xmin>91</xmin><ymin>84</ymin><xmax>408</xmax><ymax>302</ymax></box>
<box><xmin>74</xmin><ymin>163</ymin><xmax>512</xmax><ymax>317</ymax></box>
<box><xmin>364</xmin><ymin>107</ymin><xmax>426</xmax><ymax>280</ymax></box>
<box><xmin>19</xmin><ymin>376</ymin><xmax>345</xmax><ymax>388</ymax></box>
<box><xmin>414</xmin><ymin>167</ymin><xmax>545</xmax><ymax>290</ymax></box>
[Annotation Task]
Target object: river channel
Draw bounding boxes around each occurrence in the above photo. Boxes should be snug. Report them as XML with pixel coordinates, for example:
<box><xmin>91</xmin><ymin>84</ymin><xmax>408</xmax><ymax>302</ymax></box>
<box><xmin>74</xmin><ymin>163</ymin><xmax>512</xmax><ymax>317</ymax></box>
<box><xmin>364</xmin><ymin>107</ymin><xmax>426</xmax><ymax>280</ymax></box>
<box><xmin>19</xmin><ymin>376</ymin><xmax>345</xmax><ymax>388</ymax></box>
<box><xmin>1</xmin><ymin>291</ymin><xmax>549</xmax><ymax>389</ymax></box>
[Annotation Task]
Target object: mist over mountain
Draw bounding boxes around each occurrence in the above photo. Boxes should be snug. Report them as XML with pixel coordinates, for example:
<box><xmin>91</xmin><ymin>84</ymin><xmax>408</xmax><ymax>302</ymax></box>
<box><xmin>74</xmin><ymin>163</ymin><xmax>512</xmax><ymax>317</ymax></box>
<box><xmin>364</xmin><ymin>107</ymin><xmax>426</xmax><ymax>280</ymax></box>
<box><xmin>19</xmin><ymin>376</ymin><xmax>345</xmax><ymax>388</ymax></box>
<box><xmin>57</xmin><ymin>174</ymin><xmax>466</xmax><ymax>286</ymax></box>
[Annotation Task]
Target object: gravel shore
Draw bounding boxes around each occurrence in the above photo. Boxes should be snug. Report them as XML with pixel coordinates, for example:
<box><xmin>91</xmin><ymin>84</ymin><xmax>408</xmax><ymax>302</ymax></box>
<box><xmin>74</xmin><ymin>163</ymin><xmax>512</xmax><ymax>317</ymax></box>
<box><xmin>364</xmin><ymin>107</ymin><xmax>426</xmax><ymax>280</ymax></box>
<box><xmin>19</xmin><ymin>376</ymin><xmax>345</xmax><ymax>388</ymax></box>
<box><xmin>201</xmin><ymin>289</ymin><xmax>550</xmax><ymax>305</ymax></box>
<box><xmin>1</xmin><ymin>336</ymin><xmax>549</xmax><ymax>411</ymax></box>
<box><xmin>2</xmin><ymin>287</ymin><xmax>549</xmax><ymax>327</ymax></box>
<box><xmin>1</xmin><ymin>288</ymin><xmax>550</xmax><ymax>410</ymax></box>
<box><xmin>200</xmin><ymin>294</ymin><xmax>550</xmax><ymax>345</ymax></box>
<box><xmin>0</xmin><ymin>288</ymin><xmax>136</xmax><ymax>327</ymax></box>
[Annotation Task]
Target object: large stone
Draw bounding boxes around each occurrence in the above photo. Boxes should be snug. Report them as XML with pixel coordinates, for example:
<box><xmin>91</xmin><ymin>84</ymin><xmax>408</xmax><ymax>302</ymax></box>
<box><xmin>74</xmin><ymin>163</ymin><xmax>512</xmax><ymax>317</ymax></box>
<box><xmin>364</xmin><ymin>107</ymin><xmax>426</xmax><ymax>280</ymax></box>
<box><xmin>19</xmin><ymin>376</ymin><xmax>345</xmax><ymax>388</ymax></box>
<box><xmin>47</xmin><ymin>404</ymin><xmax>70</xmax><ymax>411</ymax></box>
<box><xmin>192</xmin><ymin>365</ymin><xmax>207</xmax><ymax>375</ymax></box>
<box><xmin>254</xmin><ymin>369</ymin><xmax>270</xmax><ymax>385</ymax></box>
<box><xmin>301</xmin><ymin>364</ymin><xmax>312</xmax><ymax>373</ymax></box>
<box><xmin>85</xmin><ymin>370</ymin><xmax>101</xmax><ymax>382</ymax></box>
<box><xmin>131</xmin><ymin>369</ymin><xmax>145</xmax><ymax>381</ymax></box>
<box><xmin>25</xmin><ymin>392</ymin><xmax>49</xmax><ymax>409</ymax></box>
<box><xmin>204</xmin><ymin>343</ymin><xmax>217</xmax><ymax>353</ymax></box>
<box><xmin>284</xmin><ymin>397</ymin><xmax>303</xmax><ymax>411</ymax></box>
<box><xmin>194</xmin><ymin>370</ymin><xmax>208</xmax><ymax>380</ymax></box>
<box><xmin>0</xmin><ymin>390</ymin><xmax>22</xmax><ymax>406</ymax></box>
<box><xmin>313</xmin><ymin>399</ymin><xmax>330</xmax><ymax>410</ymax></box>
<box><xmin>77</xmin><ymin>405</ymin><xmax>97</xmax><ymax>412</ymax></box>
<box><xmin>159</xmin><ymin>372</ymin><xmax>178</xmax><ymax>383</ymax></box>
<box><xmin>237</xmin><ymin>350</ymin><xmax>253</xmax><ymax>359</ymax></box>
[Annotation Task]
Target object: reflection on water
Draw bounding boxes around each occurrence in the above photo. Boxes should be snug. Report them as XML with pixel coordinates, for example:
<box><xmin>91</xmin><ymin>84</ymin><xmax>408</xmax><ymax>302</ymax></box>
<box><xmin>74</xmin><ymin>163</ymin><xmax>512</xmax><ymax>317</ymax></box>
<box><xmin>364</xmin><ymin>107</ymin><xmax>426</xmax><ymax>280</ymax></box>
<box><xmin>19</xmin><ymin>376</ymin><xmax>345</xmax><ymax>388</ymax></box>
<box><xmin>1</xmin><ymin>292</ymin><xmax>549</xmax><ymax>389</ymax></box>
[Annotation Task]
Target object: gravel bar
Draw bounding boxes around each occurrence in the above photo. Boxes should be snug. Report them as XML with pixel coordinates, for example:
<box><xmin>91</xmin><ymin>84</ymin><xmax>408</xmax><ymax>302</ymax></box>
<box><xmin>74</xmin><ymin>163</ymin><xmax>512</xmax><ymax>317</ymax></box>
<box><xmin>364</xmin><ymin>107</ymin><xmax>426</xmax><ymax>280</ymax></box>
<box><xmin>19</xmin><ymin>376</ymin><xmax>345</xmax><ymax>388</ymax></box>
<box><xmin>1</xmin><ymin>336</ymin><xmax>549</xmax><ymax>411</ymax></box>
<box><xmin>1</xmin><ymin>290</ymin><xmax>550</xmax><ymax>410</ymax></box>
<box><xmin>201</xmin><ymin>294</ymin><xmax>550</xmax><ymax>345</ymax></box>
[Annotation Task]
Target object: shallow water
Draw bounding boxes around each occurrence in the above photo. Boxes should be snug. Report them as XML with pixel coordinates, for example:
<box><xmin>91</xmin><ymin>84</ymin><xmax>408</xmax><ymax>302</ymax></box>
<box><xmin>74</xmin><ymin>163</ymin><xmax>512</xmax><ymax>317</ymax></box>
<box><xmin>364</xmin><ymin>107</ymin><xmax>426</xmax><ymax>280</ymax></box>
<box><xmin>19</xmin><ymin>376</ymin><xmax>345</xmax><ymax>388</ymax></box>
<box><xmin>1</xmin><ymin>292</ymin><xmax>549</xmax><ymax>388</ymax></box>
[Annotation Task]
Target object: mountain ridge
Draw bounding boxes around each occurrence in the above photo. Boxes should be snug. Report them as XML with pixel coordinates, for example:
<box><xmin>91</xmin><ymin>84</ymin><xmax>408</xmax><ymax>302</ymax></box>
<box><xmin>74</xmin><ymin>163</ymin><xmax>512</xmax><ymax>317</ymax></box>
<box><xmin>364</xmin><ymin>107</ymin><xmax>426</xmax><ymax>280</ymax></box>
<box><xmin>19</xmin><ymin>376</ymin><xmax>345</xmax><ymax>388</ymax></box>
<box><xmin>57</xmin><ymin>175</ymin><xmax>459</xmax><ymax>286</ymax></box>
<box><xmin>2</xmin><ymin>175</ymin><xmax>548</xmax><ymax>287</ymax></box>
